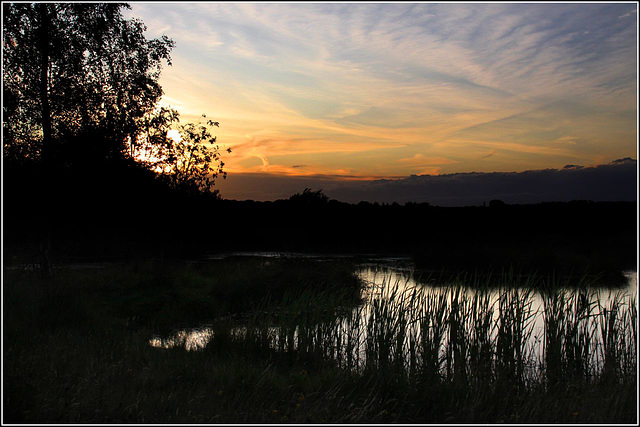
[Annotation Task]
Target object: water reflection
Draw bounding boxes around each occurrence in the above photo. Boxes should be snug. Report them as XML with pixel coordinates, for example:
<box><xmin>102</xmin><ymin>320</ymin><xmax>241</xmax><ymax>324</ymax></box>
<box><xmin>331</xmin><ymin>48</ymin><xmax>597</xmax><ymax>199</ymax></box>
<box><xmin>149</xmin><ymin>265</ymin><xmax>637</xmax><ymax>379</ymax></box>
<box><xmin>149</xmin><ymin>327</ymin><xmax>215</xmax><ymax>351</ymax></box>
<box><xmin>359</xmin><ymin>267</ymin><xmax>636</xmax><ymax>368</ymax></box>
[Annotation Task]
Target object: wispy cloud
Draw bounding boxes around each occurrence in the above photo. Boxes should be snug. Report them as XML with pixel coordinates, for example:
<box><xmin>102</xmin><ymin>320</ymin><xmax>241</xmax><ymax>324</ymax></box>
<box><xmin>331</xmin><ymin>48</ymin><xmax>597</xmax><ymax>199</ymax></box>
<box><xmin>125</xmin><ymin>3</ymin><xmax>637</xmax><ymax>183</ymax></box>
<box><xmin>481</xmin><ymin>150</ymin><xmax>496</xmax><ymax>160</ymax></box>
<box><xmin>397</xmin><ymin>154</ymin><xmax>457</xmax><ymax>166</ymax></box>
<box><xmin>619</xmin><ymin>8</ymin><xmax>637</xmax><ymax>19</ymax></box>
<box><xmin>216</xmin><ymin>159</ymin><xmax>637</xmax><ymax>205</ymax></box>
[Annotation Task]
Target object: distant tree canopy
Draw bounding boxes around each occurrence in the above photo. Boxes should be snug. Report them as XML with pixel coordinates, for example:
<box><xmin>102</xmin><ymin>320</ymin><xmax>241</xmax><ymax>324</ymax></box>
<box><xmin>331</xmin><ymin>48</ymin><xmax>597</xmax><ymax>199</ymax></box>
<box><xmin>2</xmin><ymin>2</ymin><xmax>226</xmax><ymax>194</ymax></box>
<box><xmin>289</xmin><ymin>188</ymin><xmax>330</xmax><ymax>205</ymax></box>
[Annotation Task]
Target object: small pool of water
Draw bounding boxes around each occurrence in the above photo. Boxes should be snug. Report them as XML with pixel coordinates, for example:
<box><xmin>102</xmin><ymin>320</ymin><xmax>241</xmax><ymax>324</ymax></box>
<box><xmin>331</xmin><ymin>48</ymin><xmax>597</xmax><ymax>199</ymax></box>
<box><xmin>149</xmin><ymin>254</ymin><xmax>637</xmax><ymax>380</ymax></box>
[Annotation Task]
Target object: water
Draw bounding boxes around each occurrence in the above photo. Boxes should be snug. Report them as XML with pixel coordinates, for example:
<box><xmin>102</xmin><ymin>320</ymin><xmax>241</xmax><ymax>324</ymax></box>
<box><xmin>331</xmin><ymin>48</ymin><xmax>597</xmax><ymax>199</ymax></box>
<box><xmin>148</xmin><ymin>254</ymin><xmax>414</xmax><ymax>351</ymax></box>
<box><xmin>356</xmin><ymin>266</ymin><xmax>637</xmax><ymax>370</ymax></box>
<box><xmin>149</xmin><ymin>254</ymin><xmax>637</xmax><ymax>377</ymax></box>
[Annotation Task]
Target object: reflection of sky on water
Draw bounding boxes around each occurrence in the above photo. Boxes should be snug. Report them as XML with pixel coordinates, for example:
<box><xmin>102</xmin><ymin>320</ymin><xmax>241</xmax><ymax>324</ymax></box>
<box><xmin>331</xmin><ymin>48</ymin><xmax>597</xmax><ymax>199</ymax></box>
<box><xmin>358</xmin><ymin>267</ymin><xmax>637</xmax><ymax>364</ymax></box>
<box><xmin>149</xmin><ymin>264</ymin><xmax>637</xmax><ymax>376</ymax></box>
<box><xmin>149</xmin><ymin>328</ymin><xmax>215</xmax><ymax>351</ymax></box>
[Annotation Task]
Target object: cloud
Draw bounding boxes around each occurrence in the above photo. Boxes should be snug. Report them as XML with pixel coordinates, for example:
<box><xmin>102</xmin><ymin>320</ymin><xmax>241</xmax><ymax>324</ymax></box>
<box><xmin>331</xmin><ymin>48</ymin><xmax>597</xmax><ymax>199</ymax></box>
<box><xmin>397</xmin><ymin>154</ymin><xmax>457</xmax><ymax>166</ymax></box>
<box><xmin>216</xmin><ymin>159</ymin><xmax>637</xmax><ymax>206</ymax></box>
<box><xmin>618</xmin><ymin>9</ymin><xmax>637</xmax><ymax>19</ymax></box>
<box><xmin>329</xmin><ymin>159</ymin><xmax>638</xmax><ymax>205</ymax></box>
<box><xmin>480</xmin><ymin>150</ymin><xmax>495</xmax><ymax>159</ymax></box>
<box><xmin>611</xmin><ymin>157</ymin><xmax>636</xmax><ymax>164</ymax></box>
<box><xmin>126</xmin><ymin>4</ymin><xmax>637</xmax><ymax>182</ymax></box>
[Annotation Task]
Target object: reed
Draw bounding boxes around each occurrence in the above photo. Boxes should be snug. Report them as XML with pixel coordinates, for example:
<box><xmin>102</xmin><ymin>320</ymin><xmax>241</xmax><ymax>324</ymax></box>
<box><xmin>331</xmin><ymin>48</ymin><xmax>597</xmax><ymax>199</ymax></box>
<box><xmin>243</xmin><ymin>270</ymin><xmax>636</xmax><ymax>397</ymax></box>
<box><xmin>3</xmin><ymin>262</ymin><xmax>636</xmax><ymax>423</ymax></box>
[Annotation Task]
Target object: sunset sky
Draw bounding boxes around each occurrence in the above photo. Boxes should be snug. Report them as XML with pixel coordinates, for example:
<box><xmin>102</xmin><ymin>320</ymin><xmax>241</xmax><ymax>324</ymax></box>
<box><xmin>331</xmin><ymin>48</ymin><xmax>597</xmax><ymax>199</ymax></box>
<box><xmin>125</xmin><ymin>2</ymin><xmax>638</xmax><ymax>202</ymax></box>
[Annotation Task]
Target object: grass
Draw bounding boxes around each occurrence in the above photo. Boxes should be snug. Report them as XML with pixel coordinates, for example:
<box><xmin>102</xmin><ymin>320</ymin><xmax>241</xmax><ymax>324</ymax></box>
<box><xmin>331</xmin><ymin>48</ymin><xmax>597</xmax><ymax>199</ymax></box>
<box><xmin>3</xmin><ymin>258</ymin><xmax>637</xmax><ymax>423</ymax></box>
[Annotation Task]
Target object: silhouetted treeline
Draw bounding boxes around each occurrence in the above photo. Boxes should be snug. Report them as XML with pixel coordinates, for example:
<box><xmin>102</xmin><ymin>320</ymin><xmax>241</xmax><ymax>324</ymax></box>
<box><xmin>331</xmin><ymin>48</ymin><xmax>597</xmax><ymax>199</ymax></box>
<box><xmin>4</xmin><ymin>170</ymin><xmax>636</xmax><ymax>282</ymax></box>
<box><xmin>215</xmin><ymin>193</ymin><xmax>636</xmax><ymax>280</ymax></box>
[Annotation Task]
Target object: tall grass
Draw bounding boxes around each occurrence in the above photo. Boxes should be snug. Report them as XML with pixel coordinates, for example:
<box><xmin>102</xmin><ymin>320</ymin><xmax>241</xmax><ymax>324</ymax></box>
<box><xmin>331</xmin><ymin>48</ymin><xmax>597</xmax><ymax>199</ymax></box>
<box><xmin>239</xmin><ymin>271</ymin><xmax>637</xmax><ymax>394</ymax></box>
<box><xmin>3</xmin><ymin>262</ymin><xmax>636</xmax><ymax>423</ymax></box>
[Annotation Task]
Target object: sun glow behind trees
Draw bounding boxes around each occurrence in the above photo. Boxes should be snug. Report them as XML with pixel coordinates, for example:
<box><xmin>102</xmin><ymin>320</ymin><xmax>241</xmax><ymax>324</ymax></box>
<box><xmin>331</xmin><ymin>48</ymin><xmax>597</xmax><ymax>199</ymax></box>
<box><xmin>3</xmin><ymin>3</ymin><xmax>229</xmax><ymax>196</ymax></box>
<box><xmin>124</xmin><ymin>3</ymin><xmax>637</xmax><ymax>186</ymax></box>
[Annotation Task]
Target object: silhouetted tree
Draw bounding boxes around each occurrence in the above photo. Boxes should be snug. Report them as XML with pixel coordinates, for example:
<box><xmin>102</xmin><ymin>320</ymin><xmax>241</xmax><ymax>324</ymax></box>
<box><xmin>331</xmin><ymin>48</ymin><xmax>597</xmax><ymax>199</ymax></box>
<box><xmin>3</xmin><ymin>3</ymin><xmax>234</xmax><ymax>278</ymax></box>
<box><xmin>3</xmin><ymin>2</ymin><xmax>229</xmax><ymax>187</ymax></box>
<box><xmin>3</xmin><ymin>3</ymin><xmax>174</xmax><ymax>165</ymax></box>
<box><xmin>289</xmin><ymin>188</ymin><xmax>330</xmax><ymax>205</ymax></box>
<box><xmin>152</xmin><ymin>115</ymin><xmax>230</xmax><ymax>195</ymax></box>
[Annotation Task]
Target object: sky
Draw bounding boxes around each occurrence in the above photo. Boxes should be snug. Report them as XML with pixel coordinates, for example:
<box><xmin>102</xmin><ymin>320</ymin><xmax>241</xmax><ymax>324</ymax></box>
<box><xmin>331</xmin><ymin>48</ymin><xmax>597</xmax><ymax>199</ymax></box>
<box><xmin>124</xmin><ymin>2</ymin><xmax>638</xmax><ymax>203</ymax></box>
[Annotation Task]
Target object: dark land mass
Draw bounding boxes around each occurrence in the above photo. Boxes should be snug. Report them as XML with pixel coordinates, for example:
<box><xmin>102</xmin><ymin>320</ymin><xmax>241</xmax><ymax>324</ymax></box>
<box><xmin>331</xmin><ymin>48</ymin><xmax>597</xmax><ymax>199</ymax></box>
<box><xmin>4</xmin><ymin>161</ymin><xmax>636</xmax><ymax>284</ymax></box>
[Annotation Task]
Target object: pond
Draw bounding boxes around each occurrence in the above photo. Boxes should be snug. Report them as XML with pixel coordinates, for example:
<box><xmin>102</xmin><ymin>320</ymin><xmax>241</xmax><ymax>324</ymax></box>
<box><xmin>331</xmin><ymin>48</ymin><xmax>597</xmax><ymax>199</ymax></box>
<box><xmin>150</xmin><ymin>253</ymin><xmax>637</xmax><ymax>381</ymax></box>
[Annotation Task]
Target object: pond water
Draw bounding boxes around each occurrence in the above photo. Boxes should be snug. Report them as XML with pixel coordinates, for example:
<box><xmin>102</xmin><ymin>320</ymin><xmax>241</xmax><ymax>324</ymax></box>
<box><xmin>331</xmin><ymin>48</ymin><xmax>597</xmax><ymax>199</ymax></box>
<box><xmin>149</xmin><ymin>253</ymin><xmax>637</xmax><ymax>377</ymax></box>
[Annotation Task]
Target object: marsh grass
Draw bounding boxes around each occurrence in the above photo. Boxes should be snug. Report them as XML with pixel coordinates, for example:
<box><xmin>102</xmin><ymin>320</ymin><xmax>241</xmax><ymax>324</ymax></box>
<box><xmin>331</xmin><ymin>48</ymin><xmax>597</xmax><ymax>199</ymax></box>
<box><xmin>3</xmin><ymin>260</ymin><xmax>637</xmax><ymax>423</ymax></box>
<box><xmin>255</xmin><ymin>273</ymin><xmax>635</xmax><ymax>378</ymax></box>
<box><xmin>233</xmin><ymin>270</ymin><xmax>636</xmax><ymax>422</ymax></box>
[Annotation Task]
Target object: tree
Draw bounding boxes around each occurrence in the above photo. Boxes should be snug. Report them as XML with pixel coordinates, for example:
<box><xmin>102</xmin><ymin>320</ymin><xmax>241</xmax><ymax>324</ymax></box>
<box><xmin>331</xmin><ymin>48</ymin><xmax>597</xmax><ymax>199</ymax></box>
<box><xmin>289</xmin><ymin>188</ymin><xmax>330</xmax><ymax>205</ymax></box>
<box><xmin>3</xmin><ymin>2</ymin><xmax>229</xmax><ymax>186</ymax></box>
<box><xmin>136</xmin><ymin>113</ymin><xmax>230</xmax><ymax>195</ymax></box>
<box><xmin>3</xmin><ymin>3</ymin><xmax>231</xmax><ymax>277</ymax></box>
<box><xmin>2</xmin><ymin>3</ymin><xmax>175</xmax><ymax>165</ymax></box>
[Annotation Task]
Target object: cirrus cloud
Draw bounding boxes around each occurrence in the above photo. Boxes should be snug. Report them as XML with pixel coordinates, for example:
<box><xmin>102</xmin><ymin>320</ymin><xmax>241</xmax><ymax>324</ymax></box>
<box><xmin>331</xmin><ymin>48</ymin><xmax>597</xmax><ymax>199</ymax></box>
<box><xmin>125</xmin><ymin>3</ymin><xmax>637</xmax><ymax>186</ymax></box>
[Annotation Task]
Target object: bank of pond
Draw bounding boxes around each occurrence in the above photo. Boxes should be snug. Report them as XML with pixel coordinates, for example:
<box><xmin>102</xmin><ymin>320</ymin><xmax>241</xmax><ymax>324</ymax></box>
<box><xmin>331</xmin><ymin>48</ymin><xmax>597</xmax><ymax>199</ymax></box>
<box><xmin>3</xmin><ymin>255</ymin><xmax>637</xmax><ymax>423</ymax></box>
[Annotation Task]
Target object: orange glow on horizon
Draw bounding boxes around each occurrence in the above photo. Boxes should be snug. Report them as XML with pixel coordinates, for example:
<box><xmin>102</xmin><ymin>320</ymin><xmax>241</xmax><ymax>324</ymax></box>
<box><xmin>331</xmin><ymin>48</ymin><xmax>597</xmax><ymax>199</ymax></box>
<box><xmin>125</xmin><ymin>3</ymin><xmax>636</xmax><ymax>186</ymax></box>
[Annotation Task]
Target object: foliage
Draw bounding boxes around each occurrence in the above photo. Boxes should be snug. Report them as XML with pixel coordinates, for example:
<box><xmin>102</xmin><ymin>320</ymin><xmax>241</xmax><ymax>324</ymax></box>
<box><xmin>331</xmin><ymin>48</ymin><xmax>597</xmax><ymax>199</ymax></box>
<box><xmin>289</xmin><ymin>188</ymin><xmax>330</xmax><ymax>204</ymax></box>
<box><xmin>3</xmin><ymin>2</ymin><xmax>229</xmax><ymax>195</ymax></box>
<box><xmin>2</xmin><ymin>3</ymin><xmax>174</xmax><ymax>164</ymax></box>
<box><xmin>156</xmin><ymin>115</ymin><xmax>230</xmax><ymax>195</ymax></box>
<box><xmin>3</xmin><ymin>263</ymin><xmax>637</xmax><ymax>423</ymax></box>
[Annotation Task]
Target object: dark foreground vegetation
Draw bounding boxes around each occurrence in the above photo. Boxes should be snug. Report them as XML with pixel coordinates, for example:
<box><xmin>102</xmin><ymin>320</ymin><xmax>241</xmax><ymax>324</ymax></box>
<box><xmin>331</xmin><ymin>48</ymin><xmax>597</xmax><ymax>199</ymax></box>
<box><xmin>4</xmin><ymin>170</ymin><xmax>636</xmax><ymax>285</ymax></box>
<box><xmin>3</xmin><ymin>259</ymin><xmax>637</xmax><ymax>423</ymax></box>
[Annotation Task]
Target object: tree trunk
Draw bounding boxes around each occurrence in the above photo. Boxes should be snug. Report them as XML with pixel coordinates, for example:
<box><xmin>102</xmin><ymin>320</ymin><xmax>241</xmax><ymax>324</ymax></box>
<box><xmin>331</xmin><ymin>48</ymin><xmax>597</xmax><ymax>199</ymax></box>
<box><xmin>37</xmin><ymin>4</ymin><xmax>54</xmax><ymax>280</ymax></box>
<box><xmin>37</xmin><ymin>3</ymin><xmax>53</xmax><ymax>162</ymax></box>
